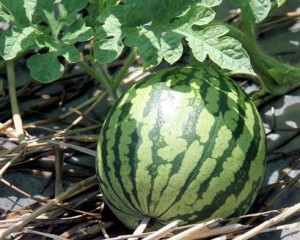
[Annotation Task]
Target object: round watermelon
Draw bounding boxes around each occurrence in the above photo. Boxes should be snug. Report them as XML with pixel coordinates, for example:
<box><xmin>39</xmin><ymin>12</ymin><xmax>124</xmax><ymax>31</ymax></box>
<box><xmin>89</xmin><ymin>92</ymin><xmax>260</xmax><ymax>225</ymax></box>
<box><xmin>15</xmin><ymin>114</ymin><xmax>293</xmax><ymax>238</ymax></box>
<box><xmin>96</xmin><ymin>67</ymin><xmax>266</xmax><ymax>229</ymax></box>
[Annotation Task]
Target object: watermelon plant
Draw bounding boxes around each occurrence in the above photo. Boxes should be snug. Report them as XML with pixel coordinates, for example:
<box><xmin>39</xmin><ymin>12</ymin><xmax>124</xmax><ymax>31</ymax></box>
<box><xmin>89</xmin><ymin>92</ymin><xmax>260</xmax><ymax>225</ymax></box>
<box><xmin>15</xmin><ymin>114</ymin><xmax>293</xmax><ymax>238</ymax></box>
<box><xmin>96</xmin><ymin>66</ymin><xmax>267</xmax><ymax>229</ymax></box>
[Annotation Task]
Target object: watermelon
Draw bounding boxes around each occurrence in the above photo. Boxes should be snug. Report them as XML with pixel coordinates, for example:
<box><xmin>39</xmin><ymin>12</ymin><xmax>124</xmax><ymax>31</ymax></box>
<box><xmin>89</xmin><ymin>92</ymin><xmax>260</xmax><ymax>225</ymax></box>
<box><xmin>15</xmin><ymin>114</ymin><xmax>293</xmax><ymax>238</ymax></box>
<box><xmin>96</xmin><ymin>67</ymin><xmax>266</xmax><ymax>229</ymax></box>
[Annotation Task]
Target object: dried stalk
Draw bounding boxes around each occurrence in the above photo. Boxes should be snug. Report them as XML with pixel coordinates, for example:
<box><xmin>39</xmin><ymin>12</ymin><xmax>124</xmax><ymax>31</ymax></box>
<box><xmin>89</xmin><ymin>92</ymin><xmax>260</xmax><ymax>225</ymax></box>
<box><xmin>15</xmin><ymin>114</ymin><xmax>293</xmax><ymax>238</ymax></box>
<box><xmin>233</xmin><ymin>202</ymin><xmax>300</xmax><ymax>240</ymax></box>
<box><xmin>142</xmin><ymin>220</ymin><xmax>180</xmax><ymax>240</ymax></box>
<box><xmin>23</xmin><ymin>228</ymin><xmax>68</xmax><ymax>240</ymax></box>
<box><xmin>167</xmin><ymin>219</ymin><xmax>221</xmax><ymax>240</ymax></box>
<box><xmin>129</xmin><ymin>217</ymin><xmax>151</xmax><ymax>240</ymax></box>
<box><xmin>0</xmin><ymin>176</ymin><xmax>98</xmax><ymax>239</ymax></box>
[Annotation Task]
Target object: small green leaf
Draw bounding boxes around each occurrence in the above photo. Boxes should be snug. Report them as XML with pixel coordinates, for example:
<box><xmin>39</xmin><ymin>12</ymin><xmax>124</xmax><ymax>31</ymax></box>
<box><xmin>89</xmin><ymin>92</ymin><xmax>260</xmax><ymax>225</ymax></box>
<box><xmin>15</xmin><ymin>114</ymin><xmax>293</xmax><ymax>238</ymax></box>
<box><xmin>0</xmin><ymin>27</ymin><xmax>36</xmax><ymax>60</ymax></box>
<box><xmin>183</xmin><ymin>25</ymin><xmax>253</xmax><ymax>73</ymax></box>
<box><xmin>62</xmin><ymin>19</ymin><xmax>94</xmax><ymax>44</ymax></box>
<box><xmin>24</xmin><ymin>0</ymin><xmax>38</xmax><ymax>23</ymax></box>
<box><xmin>59</xmin><ymin>45</ymin><xmax>81</xmax><ymax>63</ymax></box>
<box><xmin>161</xmin><ymin>32</ymin><xmax>183</xmax><ymax>65</ymax></box>
<box><xmin>196</xmin><ymin>0</ymin><xmax>222</xmax><ymax>7</ymax></box>
<box><xmin>276</xmin><ymin>0</ymin><xmax>287</xmax><ymax>7</ymax></box>
<box><xmin>98</xmin><ymin>6</ymin><xmax>125</xmax><ymax>38</ymax></box>
<box><xmin>58</xmin><ymin>0</ymin><xmax>89</xmax><ymax>25</ymax></box>
<box><xmin>35</xmin><ymin>34</ymin><xmax>59</xmax><ymax>51</ymax></box>
<box><xmin>124</xmin><ymin>1</ymin><xmax>167</xmax><ymax>26</ymax></box>
<box><xmin>93</xmin><ymin>39</ymin><xmax>124</xmax><ymax>64</ymax></box>
<box><xmin>34</xmin><ymin>0</ymin><xmax>55</xmax><ymax>20</ymax></box>
<box><xmin>173</xmin><ymin>5</ymin><xmax>216</xmax><ymax>29</ymax></box>
<box><xmin>93</xmin><ymin>8</ymin><xmax>125</xmax><ymax>63</ymax></box>
<box><xmin>0</xmin><ymin>2</ymin><xmax>15</xmax><ymax>23</ymax></box>
<box><xmin>27</xmin><ymin>52</ymin><xmax>64</xmax><ymax>83</ymax></box>
<box><xmin>136</xmin><ymin>27</ymin><xmax>163</xmax><ymax>65</ymax></box>
<box><xmin>0</xmin><ymin>0</ymin><xmax>31</xmax><ymax>27</ymax></box>
<box><xmin>232</xmin><ymin>0</ymin><xmax>271</xmax><ymax>23</ymax></box>
<box><xmin>34</xmin><ymin>0</ymin><xmax>60</xmax><ymax>38</ymax></box>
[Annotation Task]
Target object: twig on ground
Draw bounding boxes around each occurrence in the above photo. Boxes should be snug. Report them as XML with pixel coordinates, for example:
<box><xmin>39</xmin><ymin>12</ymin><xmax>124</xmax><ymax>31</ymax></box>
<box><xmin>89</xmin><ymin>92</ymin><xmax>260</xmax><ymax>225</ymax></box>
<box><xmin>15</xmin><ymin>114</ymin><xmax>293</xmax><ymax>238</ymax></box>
<box><xmin>54</xmin><ymin>145</ymin><xmax>64</xmax><ymax>196</ymax></box>
<box><xmin>129</xmin><ymin>217</ymin><xmax>151</xmax><ymax>240</ymax></box>
<box><xmin>47</xmin><ymin>140</ymin><xmax>96</xmax><ymax>157</ymax></box>
<box><xmin>233</xmin><ymin>202</ymin><xmax>300</xmax><ymax>240</ymax></box>
<box><xmin>167</xmin><ymin>218</ymin><xmax>221</xmax><ymax>240</ymax></box>
<box><xmin>23</xmin><ymin>228</ymin><xmax>68</xmax><ymax>240</ymax></box>
<box><xmin>143</xmin><ymin>220</ymin><xmax>180</xmax><ymax>240</ymax></box>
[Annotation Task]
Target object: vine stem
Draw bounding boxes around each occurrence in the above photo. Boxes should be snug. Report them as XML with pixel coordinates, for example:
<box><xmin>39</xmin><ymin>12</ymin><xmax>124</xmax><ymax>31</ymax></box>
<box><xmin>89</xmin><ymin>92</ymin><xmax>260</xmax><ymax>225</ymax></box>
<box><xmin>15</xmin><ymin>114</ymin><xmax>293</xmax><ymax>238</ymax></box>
<box><xmin>113</xmin><ymin>49</ymin><xmax>137</xmax><ymax>89</ymax></box>
<box><xmin>7</xmin><ymin>60</ymin><xmax>25</xmax><ymax>143</ymax></box>
<box><xmin>77</xmin><ymin>61</ymin><xmax>117</xmax><ymax>99</ymax></box>
<box><xmin>225</xmin><ymin>23</ymin><xmax>300</xmax><ymax>96</ymax></box>
<box><xmin>241</xmin><ymin>12</ymin><xmax>256</xmax><ymax>43</ymax></box>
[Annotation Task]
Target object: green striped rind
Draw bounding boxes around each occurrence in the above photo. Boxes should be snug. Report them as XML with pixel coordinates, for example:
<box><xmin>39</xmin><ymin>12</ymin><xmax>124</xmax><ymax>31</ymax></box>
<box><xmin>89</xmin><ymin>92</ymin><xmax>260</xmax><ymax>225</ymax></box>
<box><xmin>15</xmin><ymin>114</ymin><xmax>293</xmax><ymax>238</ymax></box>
<box><xmin>97</xmin><ymin>67</ymin><xmax>266</xmax><ymax>229</ymax></box>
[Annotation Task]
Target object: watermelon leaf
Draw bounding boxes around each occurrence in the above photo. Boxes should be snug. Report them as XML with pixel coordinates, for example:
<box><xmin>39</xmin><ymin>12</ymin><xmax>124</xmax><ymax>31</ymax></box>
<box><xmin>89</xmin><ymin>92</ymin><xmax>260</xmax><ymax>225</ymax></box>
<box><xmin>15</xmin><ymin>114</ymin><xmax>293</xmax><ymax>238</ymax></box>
<box><xmin>59</xmin><ymin>45</ymin><xmax>81</xmax><ymax>63</ymax></box>
<box><xmin>62</xmin><ymin>19</ymin><xmax>94</xmax><ymax>44</ymax></box>
<box><xmin>95</xmin><ymin>2</ymin><xmax>254</xmax><ymax>73</ymax></box>
<box><xmin>0</xmin><ymin>27</ymin><xmax>37</xmax><ymax>60</ymax></box>
<box><xmin>27</xmin><ymin>52</ymin><xmax>65</xmax><ymax>83</ymax></box>
<box><xmin>231</xmin><ymin>0</ymin><xmax>272</xmax><ymax>23</ymax></box>
<box><xmin>276</xmin><ymin>0</ymin><xmax>288</xmax><ymax>7</ymax></box>
<box><xmin>0</xmin><ymin>0</ymin><xmax>93</xmax><ymax>83</ymax></box>
<box><xmin>0</xmin><ymin>0</ymin><xmax>31</xmax><ymax>27</ymax></box>
<box><xmin>181</xmin><ymin>25</ymin><xmax>253</xmax><ymax>73</ymax></box>
<box><xmin>58</xmin><ymin>0</ymin><xmax>89</xmax><ymax>25</ymax></box>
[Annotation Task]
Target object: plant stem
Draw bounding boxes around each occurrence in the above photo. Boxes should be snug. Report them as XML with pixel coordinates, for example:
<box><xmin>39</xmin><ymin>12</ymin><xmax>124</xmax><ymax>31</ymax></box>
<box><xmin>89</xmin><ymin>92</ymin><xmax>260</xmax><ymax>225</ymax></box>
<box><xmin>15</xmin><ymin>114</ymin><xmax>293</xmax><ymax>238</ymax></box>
<box><xmin>94</xmin><ymin>63</ymin><xmax>117</xmax><ymax>100</ymax></box>
<box><xmin>7</xmin><ymin>60</ymin><xmax>25</xmax><ymax>143</ymax></box>
<box><xmin>77</xmin><ymin>61</ymin><xmax>117</xmax><ymax>99</ymax></box>
<box><xmin>241</xmin><ymin>13</ymin><xmax>256</xmax><ymax>42</ymax></box>
<box><xmin>113</xmin><ymin>50</ymin><xmax>137</xmax><ymax>89</ymax></box>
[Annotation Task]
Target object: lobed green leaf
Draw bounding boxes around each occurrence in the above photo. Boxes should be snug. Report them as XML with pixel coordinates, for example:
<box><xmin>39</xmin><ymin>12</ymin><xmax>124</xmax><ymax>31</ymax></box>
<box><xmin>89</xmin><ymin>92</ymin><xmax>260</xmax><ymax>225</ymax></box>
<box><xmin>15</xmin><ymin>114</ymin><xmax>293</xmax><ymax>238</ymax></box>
<box><xmin>161</xmin><ymin>32</ymin><xmax>183</xmax><ymax>65</ymax></box>
<box><xmin>0</xmin><ymin>0</ymin><xmax>31</xmax><ymax>27</ymax></box>
<box><xmin>62</xmin><ymin>19</ymin><xmax>94</xmax><ymax>44</ymax></box>
<box><xmin>0</xmin><ymin>27</ymin><xmax>37</xmax><ymax>60</ymax></box>
<box><xmin>173</xmin><ymin>5</ymin><xmax>216</xmax><ymax>28</ymax></box>
<box><xmin>231</xmin><ymin>0</ymin><xmax>271</xmax><ymax>23</ymax></box>
<box><xmin>24</xmin><ymin>0</ymin><xmax>38</xmax><ymax>23</ymax></box>
<box><xmin>27</xmin><ymin>52</ymin><xmax>64</xmax><ymax>83</ymax></box>
<box><xmin>93</xmin><ymin>6</ymin><xmax>125</xmax><ymax>63</ymax></box>
<box><xmin>59</xmin><ymin>45</ymin><xmax>81</xmax><ymax>63</ymax></box>
<box><xmin>58</xmin><ymin>0</ymin><xmax>89</xmax><ymax>25</ymax></box>
<box><xmin>93</xmin><ymin>38</ymin><xmax>124</xmax><ymax>64</ymax></box>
